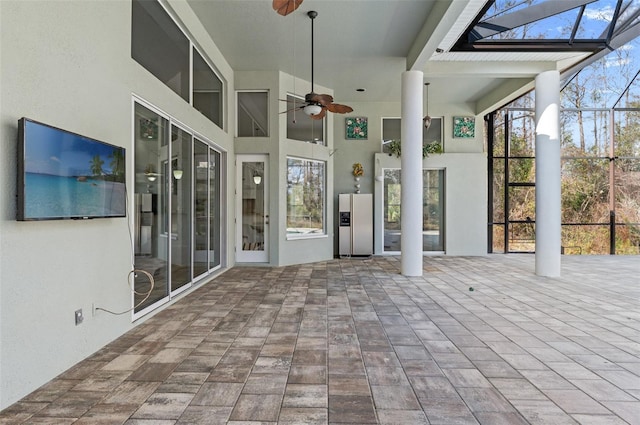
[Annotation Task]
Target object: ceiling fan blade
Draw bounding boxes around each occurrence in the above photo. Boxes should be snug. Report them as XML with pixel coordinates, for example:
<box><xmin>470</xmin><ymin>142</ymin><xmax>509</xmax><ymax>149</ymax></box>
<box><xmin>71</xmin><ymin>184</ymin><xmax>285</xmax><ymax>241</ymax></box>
<box><xmin>326</xmin><ymin>103</ymin><xmax>354</xmax><ymax>114</ymax></box>
<box><xmin>309</xmin><ymin>93</ymin><xmax>333</xmax><ymax>106</ymax></box>
<box><xmin>309</xmin><ymin>107</ymin><xmax>326</xmax><ymax>120</ymax></box>
<box><xmin>273</xmin><ymin>0</ymin><xmax>303</xmax><ymax>16</ymax></box>
<box><xmin>280</xmin><ymin>106</ymin><xmax>304</xmax><ymax>114</ymax></box>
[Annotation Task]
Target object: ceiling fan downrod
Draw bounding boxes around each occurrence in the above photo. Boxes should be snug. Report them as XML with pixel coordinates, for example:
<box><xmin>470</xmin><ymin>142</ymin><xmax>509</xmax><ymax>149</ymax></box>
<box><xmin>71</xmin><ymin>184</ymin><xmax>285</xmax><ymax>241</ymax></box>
<box><xmin>308</xmin><ymin>10</ymin><xmax>317</xmax><ymax>94</ymax></box>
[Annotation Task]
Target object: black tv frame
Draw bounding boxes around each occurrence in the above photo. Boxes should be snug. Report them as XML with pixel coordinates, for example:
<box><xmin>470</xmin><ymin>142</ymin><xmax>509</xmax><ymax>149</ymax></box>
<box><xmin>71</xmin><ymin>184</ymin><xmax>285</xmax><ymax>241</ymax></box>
<box><xmin>17</xmin><ymin>117</ymin><xmax>127</xmax><ymax>221</ymax></box>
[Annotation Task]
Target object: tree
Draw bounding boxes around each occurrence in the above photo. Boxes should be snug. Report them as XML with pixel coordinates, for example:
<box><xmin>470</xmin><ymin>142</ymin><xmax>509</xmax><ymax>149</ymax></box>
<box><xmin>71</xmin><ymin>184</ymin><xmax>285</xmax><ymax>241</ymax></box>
<box><xmin>109</xmin><ymin>149</ymin><xmax>125</xmax><ymax>180</ymax></box>
<box><xmin>90</xmin><ymin>155</ymin><xmax>104</xmax><ymax>177</ymax></box>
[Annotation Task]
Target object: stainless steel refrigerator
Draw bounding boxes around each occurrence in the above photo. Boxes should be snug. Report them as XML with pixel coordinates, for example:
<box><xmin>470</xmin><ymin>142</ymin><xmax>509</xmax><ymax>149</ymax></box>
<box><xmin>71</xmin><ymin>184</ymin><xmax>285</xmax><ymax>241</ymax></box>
<box><xmin>339</xmin><ymin>193</ymin><xmax>373</xmax><ymax>256</ymax></box>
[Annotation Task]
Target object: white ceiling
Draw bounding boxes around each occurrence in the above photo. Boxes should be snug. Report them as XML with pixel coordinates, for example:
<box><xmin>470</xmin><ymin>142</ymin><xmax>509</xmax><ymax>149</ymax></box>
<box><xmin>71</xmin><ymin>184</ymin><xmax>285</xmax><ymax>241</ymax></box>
<box><xmin>186</xmin><ymin>0</ymin><xmax>592</xmax><ymax>115</ymax></box>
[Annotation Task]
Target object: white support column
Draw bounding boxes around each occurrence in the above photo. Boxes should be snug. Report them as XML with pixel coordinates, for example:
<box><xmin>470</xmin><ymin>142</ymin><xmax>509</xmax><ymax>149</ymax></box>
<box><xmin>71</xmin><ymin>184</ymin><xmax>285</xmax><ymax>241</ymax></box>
<box><xmin>535</xmin><ymin>70</ymin><xmax>561</xmax><ymax>277</ymax></box>
<box><xmin>401</xmin><ymin>70</ymin><xmax>423</xmax><ymax>276</ymax></box>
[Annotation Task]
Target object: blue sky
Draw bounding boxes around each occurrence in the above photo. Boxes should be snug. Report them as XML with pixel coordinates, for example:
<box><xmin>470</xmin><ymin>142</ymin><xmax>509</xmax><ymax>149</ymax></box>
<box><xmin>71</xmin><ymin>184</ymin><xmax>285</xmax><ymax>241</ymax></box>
<box><xmin>24</xmin><ymin>120</ymin><xmax>121</xmax><ymax>177</ymax></box>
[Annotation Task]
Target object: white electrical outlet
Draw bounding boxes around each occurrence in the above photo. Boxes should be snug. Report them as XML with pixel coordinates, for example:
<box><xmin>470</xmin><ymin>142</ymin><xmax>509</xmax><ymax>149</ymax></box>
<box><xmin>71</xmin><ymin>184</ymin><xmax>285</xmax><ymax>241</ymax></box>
<box><xmin>75</xmin><ymin>309</ymin><xmax>84</xmax><ymax>325</ymax></box>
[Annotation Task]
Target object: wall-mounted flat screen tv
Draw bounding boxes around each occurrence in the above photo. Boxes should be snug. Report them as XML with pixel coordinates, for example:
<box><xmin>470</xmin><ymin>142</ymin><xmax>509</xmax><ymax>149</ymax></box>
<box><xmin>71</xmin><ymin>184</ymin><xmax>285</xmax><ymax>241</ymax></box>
<box><xmin>17</xmin><ymin>118</ymin><xmax>126</xmax><ymax>221</ymax></box>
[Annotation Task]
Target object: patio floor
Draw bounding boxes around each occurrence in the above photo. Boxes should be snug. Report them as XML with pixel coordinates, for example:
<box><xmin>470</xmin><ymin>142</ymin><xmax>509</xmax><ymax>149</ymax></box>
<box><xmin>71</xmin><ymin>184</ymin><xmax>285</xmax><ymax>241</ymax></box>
<box><xmin>0</xmin><ymin>254</ymin><xmax>639</xmax><ymax>424</ymax></box>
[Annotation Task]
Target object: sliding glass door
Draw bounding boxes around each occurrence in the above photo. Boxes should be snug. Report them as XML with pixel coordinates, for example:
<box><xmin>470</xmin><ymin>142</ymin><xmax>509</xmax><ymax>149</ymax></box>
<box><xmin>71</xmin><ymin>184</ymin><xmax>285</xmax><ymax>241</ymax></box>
<box><xmin>133</xmin><ymin>100</ymin><xmax>223</xmax><ymax>317</ymax></box>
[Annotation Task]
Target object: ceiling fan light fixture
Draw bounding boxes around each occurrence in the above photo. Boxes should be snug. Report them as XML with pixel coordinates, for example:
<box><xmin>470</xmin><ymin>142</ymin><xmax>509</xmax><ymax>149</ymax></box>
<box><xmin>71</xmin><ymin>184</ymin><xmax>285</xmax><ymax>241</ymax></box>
<box><xmin>303</xmin><ymin>104</ymin><xmax>323</xmax><ymax>116</ymax></box>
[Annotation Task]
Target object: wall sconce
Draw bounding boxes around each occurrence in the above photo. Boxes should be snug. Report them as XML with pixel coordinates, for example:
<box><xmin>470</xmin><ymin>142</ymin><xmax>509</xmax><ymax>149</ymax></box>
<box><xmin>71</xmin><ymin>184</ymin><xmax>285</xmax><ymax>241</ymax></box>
<box><xmin>173</xmin><ymin>169</ymin><xmax>183</xmax><ymax>180</ymax></box>
<box><xmin>253</xmin><ymin>174</ymin><xmax>262</xmax><ymax>185</ymax></box>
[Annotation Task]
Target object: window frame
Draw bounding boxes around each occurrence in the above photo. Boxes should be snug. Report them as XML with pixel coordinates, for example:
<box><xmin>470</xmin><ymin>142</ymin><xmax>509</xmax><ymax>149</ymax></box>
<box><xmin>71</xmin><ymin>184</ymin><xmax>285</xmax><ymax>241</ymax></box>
<box><xmin>285</xmin><ymin>156</ymin><xmax>327</xmax><ymax>240</ymax></box>
<box><xmin>236</xmin><ymin>90</ymin><xmax>270</xmax><ymax>138</ymax></box>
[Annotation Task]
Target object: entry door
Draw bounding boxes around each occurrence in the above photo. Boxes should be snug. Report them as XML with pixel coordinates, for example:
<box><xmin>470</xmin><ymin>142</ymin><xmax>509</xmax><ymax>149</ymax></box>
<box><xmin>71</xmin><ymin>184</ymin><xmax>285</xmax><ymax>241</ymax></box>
<box><xmin>236</xmin><ymin>155</ymin><xmax>269</xmax><ymax>262</ymax></box>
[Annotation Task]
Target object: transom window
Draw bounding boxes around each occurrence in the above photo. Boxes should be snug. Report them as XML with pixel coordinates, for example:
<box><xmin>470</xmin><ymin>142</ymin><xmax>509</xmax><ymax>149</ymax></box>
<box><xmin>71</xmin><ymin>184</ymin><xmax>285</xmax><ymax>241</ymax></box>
<box><xmin>131</xmin><ymin>0</ymin><xmax>224</xmax><ymax>129</ymax></box>
<box><xmin>237</xmin><ymin>91</ymin><xmax>269</xmax><ymax>137</ymax></box>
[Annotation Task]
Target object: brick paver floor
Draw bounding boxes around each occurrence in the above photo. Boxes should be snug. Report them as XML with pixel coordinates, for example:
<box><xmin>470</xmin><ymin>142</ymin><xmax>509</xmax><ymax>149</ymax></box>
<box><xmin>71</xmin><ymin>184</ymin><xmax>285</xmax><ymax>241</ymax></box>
<box><xmin>0</xmin><ymin>255</ymin><xmax>638</xmax><ymax>424</ymax></box>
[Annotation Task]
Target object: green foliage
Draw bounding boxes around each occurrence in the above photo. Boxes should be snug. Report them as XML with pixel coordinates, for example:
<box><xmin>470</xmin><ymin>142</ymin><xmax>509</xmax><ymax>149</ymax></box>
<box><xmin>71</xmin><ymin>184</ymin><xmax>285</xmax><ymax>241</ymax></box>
<box><xmin>109</xmin><ymin>149</ymin><xmax>125</xmax><ymax>179</ymax></box>
<box><xmin>491</xmin><ymin>100</ymin><xmax>640</xmax><ymax>253</ymax></box>
<box><xmin>387</xmin><ymin>140</ymin><xmax>443</xmax><ymax>158</ymax></box>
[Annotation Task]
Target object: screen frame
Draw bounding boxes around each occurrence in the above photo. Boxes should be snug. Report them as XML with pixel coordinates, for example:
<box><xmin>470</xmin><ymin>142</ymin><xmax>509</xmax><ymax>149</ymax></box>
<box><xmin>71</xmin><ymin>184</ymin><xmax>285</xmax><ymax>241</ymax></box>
<box><xmin>17</xmin><ymin>117</ymin><xmax>127</xmax><ymax>221</ymax></box>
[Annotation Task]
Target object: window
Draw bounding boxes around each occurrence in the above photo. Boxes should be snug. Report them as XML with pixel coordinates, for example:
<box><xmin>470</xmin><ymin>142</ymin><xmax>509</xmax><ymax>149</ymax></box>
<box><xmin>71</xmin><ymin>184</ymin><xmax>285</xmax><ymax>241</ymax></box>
<box><xmin>286</xmin><ymin>158</ymin><xmax>325</xmax><ymax>237</ymax></box>
<box><xmin>381</xmin><ymin>117</ymin><xmax>443</xmax><ymax>155</ymax></box>
<box><xmin>237</xmin><ymin>91</ymin><xmax>268</xmax><ymax>137</ymax></box>
<box><xmin>382</xmin><ymin>118</ymin><xmax>401</xmax><ymax>153</ymax></box>
<box><xmin>131</xmin><ymin>0</ymin><xmax>189</xmax><ymax>101</ymax></box>
<box><xmin>489</xmin><ymin>102</ymin><xmax>640</xmax><ymax>255</ymax></box>
<box><xmin>193</xmin><ymin>48</ymin><xmax>223</xmax><ymax>127</ymax></box>
<box><xmin>286</xmin><ymin>95</ymin><xmax>324</xmax><ymax>144</ymax></box>
<box><xmin>132</xmin><ymin>0</ymin><xmax>224</xmax><ymax>129</ymax></box>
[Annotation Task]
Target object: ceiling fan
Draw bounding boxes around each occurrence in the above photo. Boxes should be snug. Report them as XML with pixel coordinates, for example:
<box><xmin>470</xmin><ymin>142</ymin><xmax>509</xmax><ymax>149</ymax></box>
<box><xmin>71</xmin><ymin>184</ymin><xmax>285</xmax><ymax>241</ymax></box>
<box><xmin>272</xmin><ymin>0</ymin><xmax>303</xmax><ymax>16</ymax></box>
<box><xmin>282</xmin><ymin>11</ymin><xmax>354</xmax><ymax>120</ymax></box>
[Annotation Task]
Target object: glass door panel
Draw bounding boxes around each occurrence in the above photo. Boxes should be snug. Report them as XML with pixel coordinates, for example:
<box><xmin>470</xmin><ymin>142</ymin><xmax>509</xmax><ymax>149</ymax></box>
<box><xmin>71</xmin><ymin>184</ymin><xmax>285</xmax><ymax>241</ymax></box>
<box><xmin>209</xmin><ymin>149</ymin><xmax>221</xmax><ymax>269</ymax></box>
<box><xmin>170</xmin><ymin>125</ymin><xmax>192</xmax><ymax>294</ymax></box>
<box><xmin>424</xmin><ymin>170</ymin><xmax>444</xmax><ymax>251</ymax></box>
<box><xmin>383</xmin><ymin>169</ymin><xmax>402</xmax><ymax>251</ymax></box>
<box><xmin>133</xmin><ymin>103</ymin><xmax>170</xmax><ymax>313</ymax></box>
<box><xmin>383</xmin><ymin>168</ymin><xmax>445</xmax><ymax>252</ymax></box>
<box><xmin>237</xmin><ymin>155</ymin><xmax>268</xmax><ymax>262</ymax></box>
<box><xmin>193</xmin><ymin>140</ymin><xmax>222</xmax><ymax>276</ymax></box>
<box><xmin>193</xmin><ymin>140</ymin><xmax>209</xmax><ymax>278</ymax></box>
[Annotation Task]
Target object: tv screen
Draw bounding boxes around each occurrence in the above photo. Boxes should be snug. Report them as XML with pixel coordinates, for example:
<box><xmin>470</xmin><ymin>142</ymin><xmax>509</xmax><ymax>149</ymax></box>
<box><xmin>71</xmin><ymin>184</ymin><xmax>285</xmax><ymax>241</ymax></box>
<box><xmin>17</xmin><ymin>118</ymin><xmax>126</xmax><ymax>221</ymax></box>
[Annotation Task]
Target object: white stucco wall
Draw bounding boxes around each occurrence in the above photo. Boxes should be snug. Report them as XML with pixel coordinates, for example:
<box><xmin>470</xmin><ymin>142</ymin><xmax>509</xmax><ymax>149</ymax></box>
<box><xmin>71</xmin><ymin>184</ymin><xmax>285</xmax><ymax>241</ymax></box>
<box><xmin>333</xmin><ymin>101</ymin><xmax>487</xmax><ymax>257</ymax></box>
<box><xmin>373</xmin><ymin>153</ymin><xmax>487</xmax><ymax>255</ymax></box>
<box><xmin>234</xmin><ymin>71</ymin><xmax>336</xmax><ymax>267</ymax></box>
<box><xmin>0</xmin><ymin>0</ymin><xmax>234</xmax><ymax>408</ymax></box>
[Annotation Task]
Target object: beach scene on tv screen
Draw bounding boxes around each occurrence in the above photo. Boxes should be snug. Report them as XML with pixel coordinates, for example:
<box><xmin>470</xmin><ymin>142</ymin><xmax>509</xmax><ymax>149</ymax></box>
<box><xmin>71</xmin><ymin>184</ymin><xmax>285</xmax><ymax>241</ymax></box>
<box><xmin>24</xmin><ymin>121</ymin><xmax>126</xmax><ymax>218</ymax></box>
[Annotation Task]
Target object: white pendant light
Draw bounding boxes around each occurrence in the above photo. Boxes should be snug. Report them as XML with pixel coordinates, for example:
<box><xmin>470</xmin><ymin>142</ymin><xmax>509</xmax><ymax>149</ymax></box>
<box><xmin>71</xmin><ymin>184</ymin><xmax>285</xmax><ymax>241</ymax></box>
<box><xmin>423</xmin><ymin>82</ymin><xmax>432</xmax><ymax>130</ymax></box>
